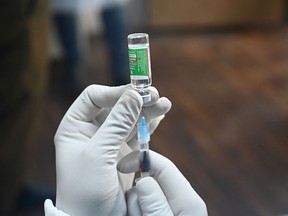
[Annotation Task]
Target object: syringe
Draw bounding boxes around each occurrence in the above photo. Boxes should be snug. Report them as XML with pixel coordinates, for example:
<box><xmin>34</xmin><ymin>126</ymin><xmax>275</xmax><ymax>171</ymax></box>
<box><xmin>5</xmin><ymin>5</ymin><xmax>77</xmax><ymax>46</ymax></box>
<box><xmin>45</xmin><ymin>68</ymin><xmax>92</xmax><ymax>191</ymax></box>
<box><xmin>137</xmin><ymin>116</ymin><xmax>151</xmax><ymax>178</ymax></box>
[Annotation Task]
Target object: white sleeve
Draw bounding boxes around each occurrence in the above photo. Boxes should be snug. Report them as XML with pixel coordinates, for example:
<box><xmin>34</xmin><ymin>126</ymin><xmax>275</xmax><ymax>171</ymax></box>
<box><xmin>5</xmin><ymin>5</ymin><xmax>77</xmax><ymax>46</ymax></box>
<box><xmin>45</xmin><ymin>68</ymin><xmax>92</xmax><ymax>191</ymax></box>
<box><xmin>44</xmin><ymin>199</ymin><xmax>71</xmax><ymax>216</ymax></box>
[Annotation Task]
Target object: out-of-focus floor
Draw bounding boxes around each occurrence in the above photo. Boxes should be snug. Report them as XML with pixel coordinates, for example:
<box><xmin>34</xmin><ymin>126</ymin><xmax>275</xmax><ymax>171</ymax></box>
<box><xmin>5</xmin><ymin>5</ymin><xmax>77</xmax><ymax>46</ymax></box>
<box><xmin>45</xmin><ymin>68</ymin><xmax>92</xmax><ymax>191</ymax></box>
<box><xmin>15</xmin><ymin>26</ymin><xmax>288</xmax><ymax>215</ymax></box>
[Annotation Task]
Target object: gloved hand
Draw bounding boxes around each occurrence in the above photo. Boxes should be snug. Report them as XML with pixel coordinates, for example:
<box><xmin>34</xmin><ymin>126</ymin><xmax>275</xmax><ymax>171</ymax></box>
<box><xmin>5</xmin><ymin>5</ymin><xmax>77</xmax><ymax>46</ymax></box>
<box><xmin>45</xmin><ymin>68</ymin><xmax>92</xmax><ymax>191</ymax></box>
<box><xmin>118</xmin><ymin>151</ymin><xmax>208</xmax><ymax>216</ymax></box>
<box><xmin>44</xmin><ymin>84</ymin><xmax>171</xmax><ymax>216</ymax></box>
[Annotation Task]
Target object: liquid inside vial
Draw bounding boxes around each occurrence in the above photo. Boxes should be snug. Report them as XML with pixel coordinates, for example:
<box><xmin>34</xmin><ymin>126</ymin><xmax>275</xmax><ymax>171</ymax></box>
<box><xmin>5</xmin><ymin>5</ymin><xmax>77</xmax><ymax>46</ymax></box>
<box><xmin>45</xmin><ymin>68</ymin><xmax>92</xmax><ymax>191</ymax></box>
<box><xmin>128</xmin><ymin>33</ymin><xmax>152</xmax><ymax>91</ymax></box>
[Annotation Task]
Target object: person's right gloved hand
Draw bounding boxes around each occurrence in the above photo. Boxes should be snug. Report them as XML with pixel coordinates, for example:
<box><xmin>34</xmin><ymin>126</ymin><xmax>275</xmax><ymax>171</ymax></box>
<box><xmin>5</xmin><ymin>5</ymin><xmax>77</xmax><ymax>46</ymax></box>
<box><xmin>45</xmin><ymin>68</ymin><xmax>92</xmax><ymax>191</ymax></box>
<box><xmin>118</xmin><ymin>151</ymin><xmax>208</xmax><ymax>216</ymax></box>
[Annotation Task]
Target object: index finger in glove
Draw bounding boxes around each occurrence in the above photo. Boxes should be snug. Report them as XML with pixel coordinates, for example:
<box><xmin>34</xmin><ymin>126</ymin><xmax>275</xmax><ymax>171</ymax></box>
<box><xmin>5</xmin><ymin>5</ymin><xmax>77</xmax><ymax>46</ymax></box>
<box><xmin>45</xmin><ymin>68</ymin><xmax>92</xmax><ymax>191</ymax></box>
<box><xmin>62</xmin><ymin>84</ymin><xmax>131</xmax><ymax>123</ymax></box>
<box><xmin>85</xmin><ymin>86</ymin><xmax>162</xmax><ymax>126</ymax></box>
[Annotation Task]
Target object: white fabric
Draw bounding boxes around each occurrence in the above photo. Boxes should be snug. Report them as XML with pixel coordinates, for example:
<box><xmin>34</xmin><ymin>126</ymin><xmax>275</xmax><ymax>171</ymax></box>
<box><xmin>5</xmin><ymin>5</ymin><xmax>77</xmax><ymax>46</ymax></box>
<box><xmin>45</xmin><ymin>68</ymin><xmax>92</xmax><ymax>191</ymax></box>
<box><xmin>44</xmin><ymin>84</ymin><xmax>171</xmax><ymax>216</ymax></box>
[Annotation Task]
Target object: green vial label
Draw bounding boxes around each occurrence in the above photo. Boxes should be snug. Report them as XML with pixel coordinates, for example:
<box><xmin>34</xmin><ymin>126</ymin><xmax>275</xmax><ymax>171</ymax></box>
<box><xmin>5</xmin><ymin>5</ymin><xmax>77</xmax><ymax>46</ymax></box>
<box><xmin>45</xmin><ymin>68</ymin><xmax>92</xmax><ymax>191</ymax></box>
<box><xmin>129</xmin><ymin>48</ymin><xmax>150</xmax><ymax>78</ymax></box>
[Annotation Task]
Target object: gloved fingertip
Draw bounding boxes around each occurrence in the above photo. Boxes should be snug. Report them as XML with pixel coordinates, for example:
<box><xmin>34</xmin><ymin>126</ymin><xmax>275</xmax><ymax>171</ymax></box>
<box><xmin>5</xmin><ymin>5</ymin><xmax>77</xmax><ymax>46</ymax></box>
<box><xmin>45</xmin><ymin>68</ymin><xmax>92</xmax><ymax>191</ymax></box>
<box><xmin>117</xmin><ymin>150</ymin><xmax>140</xmax><ymax>173</ymax></box>
<box><xmin>136</xmin><ymin>177</ymin><xmax>174</xmax><ymax>215</ymax></box>
<box><xmin>158</xmin><ymin>97</ymin><xmax>172</xmax><ymax>113</ymax></box>
<box><xmin>148</xmin><ymin>86</ymin><xmax>159</xmax><ymax>95</ymax></box>
<box><xmin>123</xmin><ymin>89</ymin><xmax>143</xmax><ymax>107</ymax></box>
<box><xmin>142</xmin><ymin>97</ymin><xmax>172</xmax><ymax>122</ymax></box>
<box><xmin>143</xmin><ymin>86</ymin><xmax>159</xmax><ymax>107</ymax></box>
<box><xmin>136</xmin><ymin>177</ymin><xmax>159</xmax><ymax>194</ymax></box>
<box><xmin>148</xmin><ymin>86</ymin><xmax>159</xmax><ymax>100</ymax></box>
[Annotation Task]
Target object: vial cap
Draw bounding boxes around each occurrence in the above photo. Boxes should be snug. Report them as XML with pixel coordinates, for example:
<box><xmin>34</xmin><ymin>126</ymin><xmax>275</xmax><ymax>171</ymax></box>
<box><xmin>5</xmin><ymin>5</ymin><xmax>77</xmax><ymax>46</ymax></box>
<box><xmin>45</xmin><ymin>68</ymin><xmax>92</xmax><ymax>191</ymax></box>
<box><xmin>128</xmin><ymin>33</ymin><xmax>149</xmax><ymax>45</ymax></box>
<box><xmin>139</xmin><ymin>91</ymin><xmax>151</xmax><ymax>104</ymax></box>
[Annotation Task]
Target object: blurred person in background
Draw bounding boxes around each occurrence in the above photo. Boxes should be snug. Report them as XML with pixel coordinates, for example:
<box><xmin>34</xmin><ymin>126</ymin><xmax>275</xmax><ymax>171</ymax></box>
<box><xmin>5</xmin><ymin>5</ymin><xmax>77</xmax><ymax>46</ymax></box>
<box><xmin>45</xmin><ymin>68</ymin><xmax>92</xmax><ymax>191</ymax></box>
<box><xmin>0</xmin><ymin>0</ymin><xmax>50</xmax><ymax>215</ymax></box>
<box><xmin>51</xmin><ymin>0</ymin><xmax>131</xmax><ymax>95</ymax></box>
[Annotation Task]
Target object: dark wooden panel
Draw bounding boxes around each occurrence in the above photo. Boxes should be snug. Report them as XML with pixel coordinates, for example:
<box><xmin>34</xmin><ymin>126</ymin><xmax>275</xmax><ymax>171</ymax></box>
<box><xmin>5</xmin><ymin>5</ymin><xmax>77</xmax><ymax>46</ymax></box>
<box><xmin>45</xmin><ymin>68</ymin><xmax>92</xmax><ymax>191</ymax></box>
<box><xmin>150</xmin><ymin>28</ymin><xmax>288</xmax><ymax>215</ymax></box>
<box><xmin>150</xmin><ymin>0</ymin><xmax>284</xmax><ymax>28</ymax></box>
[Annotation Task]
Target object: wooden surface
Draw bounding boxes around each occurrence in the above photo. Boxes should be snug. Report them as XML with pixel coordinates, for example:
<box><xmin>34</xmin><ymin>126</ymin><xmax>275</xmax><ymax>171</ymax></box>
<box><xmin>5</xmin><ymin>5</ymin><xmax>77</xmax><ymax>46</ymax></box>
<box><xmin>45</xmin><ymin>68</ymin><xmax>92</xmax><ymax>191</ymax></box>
<box><xmin>150</xmin><ymin>0</ymin><xmax>284</xmax><ymax>28</ymax></box>
<box><xmin>16</xmin><ymin>26</ymin><xmax>288</xmax><ymax>215</ymax></box>
<box><xmin>150</xmin><ymin>28</ymin><xmax>288</xmax><ymax>215</ymax></box>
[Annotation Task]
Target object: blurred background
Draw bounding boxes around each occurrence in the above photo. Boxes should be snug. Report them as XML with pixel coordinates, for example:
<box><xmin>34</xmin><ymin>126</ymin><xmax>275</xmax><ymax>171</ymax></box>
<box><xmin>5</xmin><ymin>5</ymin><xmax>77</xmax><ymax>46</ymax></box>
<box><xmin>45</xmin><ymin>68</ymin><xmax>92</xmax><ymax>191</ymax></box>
<box><xmin>1</xmin><ymin>0</ymin><xmax>288</xmax><ymax>215</ymax></box>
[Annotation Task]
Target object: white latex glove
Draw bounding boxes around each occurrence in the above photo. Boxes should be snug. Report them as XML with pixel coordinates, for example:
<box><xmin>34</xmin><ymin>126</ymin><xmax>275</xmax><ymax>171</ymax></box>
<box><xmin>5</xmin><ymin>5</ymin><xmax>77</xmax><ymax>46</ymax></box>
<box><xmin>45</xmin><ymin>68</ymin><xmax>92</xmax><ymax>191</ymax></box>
<box><xmin>44</xmin><ymin>200</ymin><xmax>69</xmax><ymax>216</ymax></box>
<box><xmin>118</xmin><ymin>151</ymin><xmax>208</xmax><ymax>216</ymax></box>
<box><xmin>44</xmin><ymin>84</ymin><xmax>171</xmax><ymax>216</ymax></box>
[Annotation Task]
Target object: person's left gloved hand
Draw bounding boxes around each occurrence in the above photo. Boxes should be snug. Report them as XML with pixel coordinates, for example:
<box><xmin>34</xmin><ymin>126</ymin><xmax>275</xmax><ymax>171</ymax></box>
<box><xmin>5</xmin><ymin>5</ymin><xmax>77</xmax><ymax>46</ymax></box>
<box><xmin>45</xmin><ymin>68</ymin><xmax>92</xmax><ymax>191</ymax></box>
<box><xmin>118</xmin><ymin>151</ymin><xmax>207</xmax><ymax>216</ymax></box>
<box><xmin>44</xmin><ymin>84</ymin><xmax>171</xmax><ymax>216</ymax></box>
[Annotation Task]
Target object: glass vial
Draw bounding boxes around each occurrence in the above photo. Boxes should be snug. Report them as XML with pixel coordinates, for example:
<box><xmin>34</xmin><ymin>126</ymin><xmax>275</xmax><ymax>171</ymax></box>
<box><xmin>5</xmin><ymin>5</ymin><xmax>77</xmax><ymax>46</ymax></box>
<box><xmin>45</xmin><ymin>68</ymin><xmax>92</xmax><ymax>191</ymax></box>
<box><xmin>128</xmin><ymin>33</ymin><xmax>152</xmax><ymax>102</ymax></box>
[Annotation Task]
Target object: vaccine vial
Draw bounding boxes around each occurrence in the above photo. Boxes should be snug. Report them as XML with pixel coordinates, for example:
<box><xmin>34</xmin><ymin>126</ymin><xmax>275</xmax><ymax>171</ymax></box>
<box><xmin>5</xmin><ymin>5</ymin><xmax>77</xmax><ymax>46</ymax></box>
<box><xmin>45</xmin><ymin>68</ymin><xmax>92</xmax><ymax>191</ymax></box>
<box><xmin>128</xmin><ymin>33</ymin><xmax>152</xmax><ymax>103</ymax></box>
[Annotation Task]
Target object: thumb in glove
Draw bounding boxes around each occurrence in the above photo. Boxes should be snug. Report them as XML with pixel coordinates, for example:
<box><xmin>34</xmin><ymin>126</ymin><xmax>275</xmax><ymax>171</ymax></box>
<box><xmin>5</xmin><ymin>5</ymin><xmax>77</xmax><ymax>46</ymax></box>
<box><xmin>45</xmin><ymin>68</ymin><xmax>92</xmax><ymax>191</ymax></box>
<box><xmin>118</xmin><ymin>151</ymin><xmax>208</xmax><ymax>216</ymax></box>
